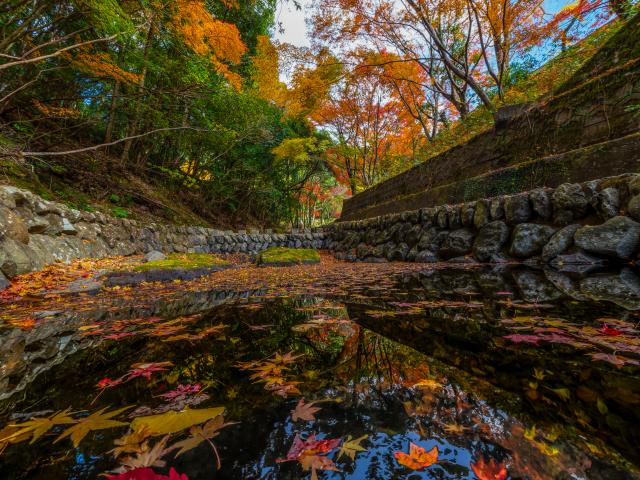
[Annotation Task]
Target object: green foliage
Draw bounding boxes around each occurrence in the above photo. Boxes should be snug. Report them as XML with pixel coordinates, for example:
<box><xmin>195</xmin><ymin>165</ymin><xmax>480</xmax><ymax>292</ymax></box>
<box><xmin>111</xmin><ymin>206</ymin><xmax>130</xmax><ymax>218</ymax></box>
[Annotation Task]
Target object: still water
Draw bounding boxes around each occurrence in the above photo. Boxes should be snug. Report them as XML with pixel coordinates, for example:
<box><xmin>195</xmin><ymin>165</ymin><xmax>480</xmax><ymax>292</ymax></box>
<box><xmin>0</xmin><ymin>265</ymin><xmax>639</xmax><ymax>479</ymax></box>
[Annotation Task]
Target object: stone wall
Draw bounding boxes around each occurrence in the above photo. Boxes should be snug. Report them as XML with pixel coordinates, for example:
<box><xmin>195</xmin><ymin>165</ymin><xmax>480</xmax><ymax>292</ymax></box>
<box><xmin>340</xmin><ymin>15</ymin><xmax>640</xmax><ymax>221</ymax></box>
<box><xmin>326</xmin><ymin>174</ymin><xmax>640</xmax><ymax>265</ymax></box>
<box><xmin>0</xmin><ymin>184</ymin><xmax>327</xmax><ymax>284</ymax></box>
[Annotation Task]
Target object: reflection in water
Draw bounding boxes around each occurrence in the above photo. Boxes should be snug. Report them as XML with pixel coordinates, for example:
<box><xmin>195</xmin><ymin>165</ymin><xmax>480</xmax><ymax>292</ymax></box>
<box><xmin>0</xmin><ymin>266</ymin><xmax>639</xmax><ymax>479</ymax></box>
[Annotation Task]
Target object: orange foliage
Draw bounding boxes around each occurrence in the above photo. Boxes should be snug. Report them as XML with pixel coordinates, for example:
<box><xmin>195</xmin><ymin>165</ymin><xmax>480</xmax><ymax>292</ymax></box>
<box><xmin>32</xmin><ymin>100</ymin><xmax>81</xmax><ymax>119</ymax></box>
<box><xmin>170</xmin><ymin>0</ymin><xmax>247</xmax><ymax>89</ymax></box>
<box><xmin>69</xmin><ymin>51</ymin><xmax>143</xmax><ymax>85</ymax></box>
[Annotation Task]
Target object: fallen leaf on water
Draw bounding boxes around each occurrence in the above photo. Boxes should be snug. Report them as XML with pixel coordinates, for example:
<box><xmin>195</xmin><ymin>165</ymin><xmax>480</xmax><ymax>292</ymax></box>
<box><xmin>111</xmin><ymin>425</ymin><xmax>154</xmax><ymax>458</ymax></box>
<box><xmin>299</xmin><ymin>453</ymin><xmax>340</xmax><ymax>480</ymax></box>
<box><xmin>394</xmin><ymin>442</ymin><xmax>438</xmax><ymax>471</ymax></box>
<box><xmin>337</xmin><ymin>434</ymin><xmax>368</xmax><ymax>461</ymax></box>
<box><xmin>276</xmin><ymin>433</ymin><xmax>341</xmax><ymax>463</ymax></box>
<box><xmin>130</xmin><ymin>407</ymin><xmax>225</xmax><ymax>436</ymax></box>
<box><xmin>291</xmin><ymin>399</ymin><xmax>321</xmax><ymax>422</ymax></box>
<box><xmin>471</xmin><ymin>457</ymin><xmax>508</xmax><ymax>480</ymax></box>
<box><xmin>55</xmin><ymin>406</ymin><xmax>130</xmax><ymax>447</ymax></box>
<box><xmin>172</xmin><ymin>415</ymin><xmax>237</xmax><ymax>469</ymax></box>
<box><xmin>116</xmin><ymin>435</ymin><xmax>174</xmax><ymax>471</ymax></box>
<box><xmin>1</xmin><ymin>409</ymin><xmax>76</xmax><ymax>444</ymax></box>
<box><xmin>104</xmin><ymin>467</ymin><xmax>188</xmax><ymax>480</ymax></box>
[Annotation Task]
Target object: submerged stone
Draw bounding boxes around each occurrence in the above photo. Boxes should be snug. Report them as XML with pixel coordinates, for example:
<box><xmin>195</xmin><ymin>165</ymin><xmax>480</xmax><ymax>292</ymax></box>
<box><xmin>580</xmin><ymin>268</ymin><xmax>640</xmax><ymax>309</ymax></box>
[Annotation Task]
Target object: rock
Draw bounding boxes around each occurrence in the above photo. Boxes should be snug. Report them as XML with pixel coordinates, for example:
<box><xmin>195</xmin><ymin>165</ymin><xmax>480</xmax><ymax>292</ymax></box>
<box><xmin>473</xmin><ymin>200</ymin><xmax>490</xmax><ymax>229</ymax></box>
<box><xmin>26</xmin><ymin>217</ymin><xmax>49</xmax><ymax>234</ymax></box>
<box><xmin>580</xmin><ymin>268</ymin><xmax>640</xmax><ymax>309</ymax></box>
<box><xmin>60</xmin><ymin>217</ymin><xmax>77</xmax><ymax>235</ymax></box>
<box><xmin>628</xmin><ymin>176</ymin><xmax>640</xmax><ymax>197</ymax></box>
<box><xmin>489</xmin><ymin>198</ymin><xmax>504</xmax><ymax>220</ymax></box>
<box><xmin>512</xmin><ymin>269</ymin><xmax>564</xmax><ymax>302</ymax></box>
<box><xmin>0</xmin><ymin>271</ymin><xmax>9</xmax><ymax>290</ymax></box>
<box><xmin>448</xmin><ymin>206</ymin><xmax>462</xmax><ymax>229</ymax></box>
<box><xmin>473</xmin><ymin>221</ymin><xmax>510</xmax><ymax>262</ymax></box>
<box><xmin>0</xmin><ymin>206</ymin><xmax>29</xmax><ymax>244</ymax></box>
<box><xmin>529</xmin><ymin>189</ymin><xmax>552</xmax><ymax>220</ymax></box>
<box><xmin>552</xmin><ymin>183</ymin><xmax>588</xmax><ymax>224</ymax></box>
<box><xmin>542</xmin><ymin>224</ymin><xmax>580</xmax><ymax>261</ymax></box>
<box><xmin>144</xmin><ymin>250</ymin><xmax>166</xmax><ymax>262</ymax></box>
<box><xmin>405</xmin><ymin>224</ymin><xmax>423</xmax><ymax>247</ymax></box>
<box><xmin>0</xmin><ymin>239</ymin><xmax>34</xmax><ymax>277</ymax></box>
<box><xmin>574</xmin><ymin>216</ymin><xmax>640</xmax><ymax>260</ymax></box>
<box><xmin>387</xmin><ymin>242</ymin><xmax>410</xmax><ymax>261</ymax></box>
<box><xmin>461</xmin><ymin>204</ymin><xmax>475</xmax><ymax>227</ymax></box>
<box><xmin>544</xmin><ymin>270</ymin><xmax>589</xmax><ymax>301</ymax></box>
<box><xmin>504</xmin><ymin>194</ymin><xmax>531</xmax><ymax>225</ymax></box>
<box><xmin>549</xmin><ymin>252</ymin><xmax>606</xmax><ymax>273</ymax></box>
<box><xmin>415</xmin><ymin>250</ymin><xmax>438</xmax><ymax>263</ymax></box>
<box><xmin>592</xmin><ymin>187</ymin><xmax>619</xmax><ymax>219</ymax></box>
<box><xmin>440</xmin><ymin>229</ymin><xmax>474</xmax><ymax>259</ymax></box>
<box><xmin>627</xmin><ymin>194</ymin><xmax>640</xmax><ymax>222</ymax></box>
<box><xmin>509</xmin><ymin>224</ymin><xmax>556</xmax><ymax>258</ymax></box>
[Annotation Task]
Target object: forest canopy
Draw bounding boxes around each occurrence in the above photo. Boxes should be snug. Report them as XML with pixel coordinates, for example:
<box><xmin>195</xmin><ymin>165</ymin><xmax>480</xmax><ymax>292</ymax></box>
<box><xmin>0</xmin><ymin>0</ymin><xmax>637</xmax><ymax>227</ymax></box>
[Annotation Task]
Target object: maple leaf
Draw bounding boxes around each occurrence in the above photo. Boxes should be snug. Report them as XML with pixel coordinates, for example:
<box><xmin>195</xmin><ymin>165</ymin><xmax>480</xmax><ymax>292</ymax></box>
<box><xmin>126</xmin><ymin>362</ymin><xmax>173</xmax><ymax>381</ymax></box>
<box><xmin>600</xmin><ymin>324</ymin><xmax>623</xmax><ymax>336</ymax></box>
<box><xmin>337</xmin><ymin>434</ymin><xmax>368</xmax><ymax>461</ymax></box>
<box><xmin>1</xmin><ymin>409</ymin><xmax>76</xmax><ymax>444</ymax></box>
<box><xmin>104</xmin><ymin>467</ymin><xmax>188</xmax><ymax>480</ymax></box>
<box><xmin>442</xmin><ymin>423</ymin><xmax>466</xmax><ymax>435</ymax></box>
<box><xmin>117</xmin><ymin>435</ymin><xmax>175</xmax><ymax>471</ymax></box>
<box><xmin>130</xmin><ymin>407</ymin><xmax>225</xmax><ymax>436</ymax></box>
<box><xmin>394</xmin><ymin>442</ymin><xmax>438</xmax><ymax>471</ymax></box>
<box><xmin>98</xmin><ymin>377</ymin><xmax>125</xmax><ymax>389</ymax></box>
<box><xmin>111</xmin><ymin>425</ymin><xmax>154</xmax><ymax>458</ymax></box>
<box><xmin>159</xmin><ymin>384</ymin><xmax>202</xmax><ymax>401</ymax></box>
<box><xmin>277</xmin><ymin>433</ymin><xmax>342</xmax><ymax>463</ymax></box>
<box><xmin>291</xmin><ymin>399</ymin><xmax>321</xmax><ymax>422</ymax></box>
<box><xmin>299</xmin><ymin>453</ymin><xmax>340</xmax><ymax>480</ymax></box>
<box><xmin>171</xmin><ymin>415</ymin><xmax>237</xmax><ymax>469</ymax></box>
<box><xmin>471</xmin><ymin>457</ymin><xmax>508</xmax><ymax>480</ymax></box>
<box><xmin>55</xmin><ymin>406</ymin><xmax>130</xmax><ymax>447</ymax></box>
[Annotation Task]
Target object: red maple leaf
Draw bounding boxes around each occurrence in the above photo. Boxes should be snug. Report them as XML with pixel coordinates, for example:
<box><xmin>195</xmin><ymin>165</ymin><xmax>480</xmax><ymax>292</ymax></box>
<box><xmin>159</xmin><ymin>384</ymin><xmax>202</xmax><ymax>400</ymax></box>
<box><xmin>126</xmin><ymin>362</ymin><xmax>173</xmax><ymax>381</ymax></box>
<box><xmin>276</xmin><ymin>434</ymin><xmax>341</xmax><ymax>462</ymax></box>
<box><xmin>471</xmin><ymin>457</ymin><xmax>507</xmax><ymax>480</ymax></box>
<box><xmin>104</xmin><ymin>467</ymin><xmax>188</xmax><ymax>480</ymax></box>
<box><xmin>600</xmin><ymin>324</ymin><xmax>623</xmax><ymax>336</ymax></box>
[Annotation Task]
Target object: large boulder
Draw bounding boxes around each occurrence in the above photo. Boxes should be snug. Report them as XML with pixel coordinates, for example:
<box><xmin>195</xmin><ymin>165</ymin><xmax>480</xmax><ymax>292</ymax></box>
<box><xmin>473</xmin><ymin>221</ymin><xmax>510</xmax><ymax>262</ymax></box>
<box><xmin>574</xmin><ymin>216</ymin><xmax>640</xmax><ymax>260</ymax></box>
<box><xmin>541</xmin><ymin>224</ymin><xmax>580</xmax><ymax>261</ymax></box>
<box><xmin>0</xmin><ymin>239</ymin><xmax>34</xmax><ymax>277</ymax></box>
<box><xmin>509</xmin><ymin>224</ymin><xmax>556</xmax><ymax>258</ymax></box>
<box><xmin>440</xmin><ymin>229</ymin><xmax>474</xmax><ymax>259</ymax></box>
<box><xmin>552</xmin><ymin>183</ymin><xmax>589</xmax><ymax>225</ymax></box>
<box><xmin>144</xmin><ymin>250</ymin><xmax>166</xmax><ymax>262</ymax></box>
<box><xmin>0</xmin><ymin>206</ymin><xmax>29</xmax><ymax>244</ymax></box>
<box><xmin>504</xmin><ymin>194</ymin><xmax>531</xmax><ymax>225</ymax></box>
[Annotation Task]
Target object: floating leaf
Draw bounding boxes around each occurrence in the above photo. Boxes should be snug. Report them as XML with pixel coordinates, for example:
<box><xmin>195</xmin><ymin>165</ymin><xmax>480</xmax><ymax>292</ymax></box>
<box><xmin>1</xmin><ymin>409</ymin><xmax>76</xmax><ymax>444</ymax></box>
<box><xmin>131</xmin><ymin>407</ymin><xmax>225</xmax><ymax>436</ymax></box>
<box><xmin>299</xmin><ymin>453</ymin><xmax>340</xmax><ymax>480</ymax></box>
<box><xmin>291</xmin><ymin>399</ymin><xmax>321</xmax><ymax>422</ymax></box>
<box><xmin>111</xmin><ymin>425</ymin><xmax>154</xmax><ymax>458</ymax></box>
<box><xmin>55</xmin><ymin>406</ymin><xmax>130</xmax><ymax>447</ymax></box>
<box><xmin>171</xmin><ymin>414</ymin><xmax>237</xmax><ymax>469</ymax></box>
<box><xmin>104</xmin><ymin>467</ymin><xmax>188</xmax><ymax>480</ymax></box>
<box><xmin>471</xmin><ymin>457</ymin><xmax>508</xmax><ymax>480</ymax></box>
<box><xmin>117</xmin><ymin>435</ymin><xmax>174</xmax><ymax>471</ymax></box>
<box><xmin>337</xmin><ymin>434</ymin><xmax>368</xmax><ymax>461</ymax></box>
<box><xmin>394</xmin><ymin>442</ymin><xmax>438</xmax><ymax>471</ymax></box>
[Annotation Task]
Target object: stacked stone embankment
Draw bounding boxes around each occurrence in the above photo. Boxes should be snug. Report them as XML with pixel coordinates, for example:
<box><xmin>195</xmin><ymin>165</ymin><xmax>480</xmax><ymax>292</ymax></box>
<box><xmin>0</xmin><ymin>185</ymin><xmax>326</xmax><ymax>285</ymax></box>
<box><xmin>326</xmin><ymin>174</ymin><xmax>640</xmax><ymax>265</ymax></box>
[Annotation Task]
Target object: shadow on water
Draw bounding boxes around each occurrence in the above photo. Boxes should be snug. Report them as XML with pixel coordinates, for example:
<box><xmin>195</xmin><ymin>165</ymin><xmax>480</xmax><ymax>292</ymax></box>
<box><xmin>0</xmin><ymin>265</ymin><xmax>639</xmax><ymax>479</ymax></box>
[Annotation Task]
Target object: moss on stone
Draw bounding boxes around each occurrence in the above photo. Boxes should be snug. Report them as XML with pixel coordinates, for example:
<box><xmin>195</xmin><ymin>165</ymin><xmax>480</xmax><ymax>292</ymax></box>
<box><xmin>134</xmin><ymin>253</ymin><xmax>229</xmax><ymax>272</ymax></box>
<box><xmin>257</xmin><ymin>247</ymin><xmax>320</xmax><ymax>266</ymax></box>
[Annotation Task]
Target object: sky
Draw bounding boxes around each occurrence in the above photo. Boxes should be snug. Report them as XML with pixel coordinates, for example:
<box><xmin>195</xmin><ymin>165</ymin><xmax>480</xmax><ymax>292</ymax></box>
<box><xmin>274</xmin><ymin>0</ymin><xmax>570</xmax><ymax>48</ymax></box>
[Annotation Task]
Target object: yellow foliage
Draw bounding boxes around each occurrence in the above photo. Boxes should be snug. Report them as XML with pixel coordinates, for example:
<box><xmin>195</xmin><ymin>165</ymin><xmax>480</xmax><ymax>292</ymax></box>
<box><xmin>32</xmin><ymin>100</ymin><xmax>81</xmax><ymax>119</ymax></box>
<box><xmin>70</xmin><ymin>51</ymin><xmax>142</xmax><ymax>85</ymax></box>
